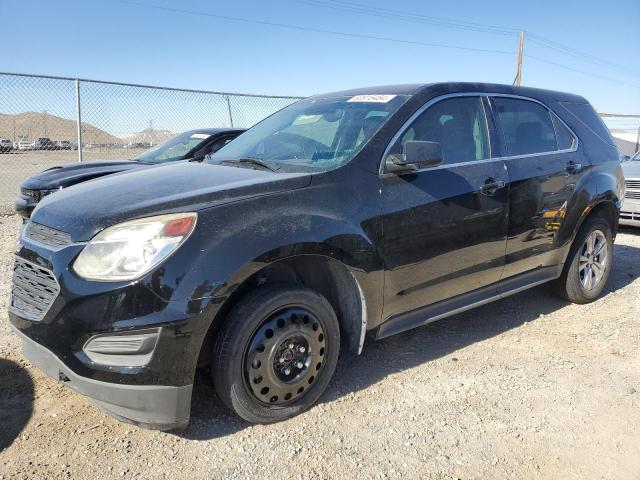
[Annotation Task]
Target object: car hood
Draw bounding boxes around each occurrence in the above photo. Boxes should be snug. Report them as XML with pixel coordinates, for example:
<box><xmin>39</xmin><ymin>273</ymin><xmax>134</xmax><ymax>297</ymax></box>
<box><xmin>21</xmin><ymin>160</ymin><xmax>147</xmax><ymax>190</ymax></box>
<box><xmin>31</xmin><ymin>162</ymin><xmax>311</xmax><ymax>241</ymax></box>
<box><xmin>622</xmin><ymin>161</ymin><xmax>640</xmax><ymax>179</ymax></box>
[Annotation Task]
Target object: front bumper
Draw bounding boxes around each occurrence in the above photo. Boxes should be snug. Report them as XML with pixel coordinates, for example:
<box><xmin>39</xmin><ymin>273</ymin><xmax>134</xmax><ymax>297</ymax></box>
<box><xmin>620</xmin><ymin>198</ymin><xmax>640</xmax><ymax>227</ymax></box>
<box><xmin>15</xmin><ymin>194</ymin><xmax>37</xmax><ymax>219</ymax></box>
<box><xmin>11</xmin><ymin>325</ymin><xmax>192</xmax><ymax>430</ymax></box>
<box><xmin>9</xmin><ymin>221</ymin><xmax>225</xmax><ymax>429</ymax></box>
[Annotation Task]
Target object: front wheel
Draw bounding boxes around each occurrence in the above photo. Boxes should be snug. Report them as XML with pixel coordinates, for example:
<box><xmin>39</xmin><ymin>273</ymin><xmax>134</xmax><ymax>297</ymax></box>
<box><xmin>212</xmin><ymin>284</ymin><xmax>340</xmax><ymax>423</ymax></box>
<box><xmin>553</xmin><ymin>215</ymin><xmax>613</xmax><ymax>304</ymax></box>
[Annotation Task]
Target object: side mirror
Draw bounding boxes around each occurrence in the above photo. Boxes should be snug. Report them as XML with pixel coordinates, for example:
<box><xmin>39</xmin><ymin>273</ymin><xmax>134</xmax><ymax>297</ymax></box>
<box><xmin>385</xmin><ymin>140</ymin><xmax>443</xmax><ymax>173</ymax></box>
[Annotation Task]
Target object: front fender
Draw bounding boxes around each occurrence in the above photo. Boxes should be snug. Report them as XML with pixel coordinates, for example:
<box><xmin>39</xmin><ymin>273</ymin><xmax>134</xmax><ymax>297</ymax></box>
<box><xmin>138</xmin><ymin>189</ymin><xmax>385</xmax><ymax>332</ymax></box>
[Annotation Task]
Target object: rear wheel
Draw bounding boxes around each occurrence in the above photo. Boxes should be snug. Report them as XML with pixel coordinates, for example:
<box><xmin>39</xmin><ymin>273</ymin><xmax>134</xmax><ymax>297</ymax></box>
<box><xmin>212</xmin><ymin>284</ymin><xmax>340</xmax><ymax>423</ymax></box>
<box><xmin>553</xmin><ymin>215</ymin><xmax>613</xmax><ymax>303</ymax></box>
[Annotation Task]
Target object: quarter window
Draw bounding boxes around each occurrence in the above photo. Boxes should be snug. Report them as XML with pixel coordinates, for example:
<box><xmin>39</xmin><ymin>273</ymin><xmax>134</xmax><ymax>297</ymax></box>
<box><xmin>493</xmin><ymin>97</ymin><xmax>557</xmax><ymax>155</ymax></box>
<box><xmin>551</xmin><ymin>113</ymin><xmax>576</xmax><ymax>150</ymax></box>
<box><xmin>398</xmin><ymin>97</ymin><xmax>490</xmax><ymax>165</ymax></box>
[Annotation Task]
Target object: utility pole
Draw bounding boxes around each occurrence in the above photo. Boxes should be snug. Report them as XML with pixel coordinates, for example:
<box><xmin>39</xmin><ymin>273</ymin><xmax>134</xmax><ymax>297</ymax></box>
<box><xmin>514</xmin><ymin>31</ymin><xmax>524</xmax><ymax>86</ymax></box>
<box><xmin>42</xmin><ymin>110</ymin><xmax>48</xmax><ymax>137</ymax></box>
<box><xmin>75</xmin><ymin>79</ymin><xmax>83</xmax><ymax>162</ymax></box>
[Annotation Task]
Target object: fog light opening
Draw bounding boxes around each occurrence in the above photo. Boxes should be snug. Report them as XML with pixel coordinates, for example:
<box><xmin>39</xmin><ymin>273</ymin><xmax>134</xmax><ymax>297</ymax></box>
<box><xmin>82</xmin><ymin>328</ymin><xmax>161</xmax><ymax>367</ymax></box>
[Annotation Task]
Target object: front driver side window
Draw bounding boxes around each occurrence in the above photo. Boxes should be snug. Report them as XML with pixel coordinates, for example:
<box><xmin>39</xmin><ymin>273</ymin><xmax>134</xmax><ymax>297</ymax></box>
<box><xmin>399</xmin><ymin>96</ymin><xmax>490</xmax><ymax>165</ymax></box>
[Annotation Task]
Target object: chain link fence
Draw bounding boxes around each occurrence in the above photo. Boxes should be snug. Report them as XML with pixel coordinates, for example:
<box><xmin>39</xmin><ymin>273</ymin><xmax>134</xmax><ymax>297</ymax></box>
<box><xmin>2</xmin><ymin>72</ymin><xmax>638</xmax><ymax>215</ymax></box>
<box><xmin>0</xmin><ymin>72</ymin><xmax>302</xmax><ymax>213</ymax></box>
<box><xmin>600</xmin><ymin>114</ymin><xmax>640</xmax><ymax>157</ymax></box>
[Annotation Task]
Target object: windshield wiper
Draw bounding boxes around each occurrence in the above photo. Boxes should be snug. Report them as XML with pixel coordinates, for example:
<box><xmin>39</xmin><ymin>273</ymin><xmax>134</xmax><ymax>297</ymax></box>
<box><xmin>218</xmin><ymin>157</ymin><xmax>280</xmax><ymax>172</ymax></box>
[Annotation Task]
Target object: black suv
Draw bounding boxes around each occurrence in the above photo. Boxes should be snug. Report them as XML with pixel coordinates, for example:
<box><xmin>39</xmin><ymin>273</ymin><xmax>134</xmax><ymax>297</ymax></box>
<box><xmin>9</xmin><ymin>83</ymin><xmax>623</xmax><ymax>430</ymax></box>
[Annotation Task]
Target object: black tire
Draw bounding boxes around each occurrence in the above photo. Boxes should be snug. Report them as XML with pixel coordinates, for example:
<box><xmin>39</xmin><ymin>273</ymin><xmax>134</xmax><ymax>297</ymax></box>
<box><xmin>212</xmin><ymin>283</ymin><xmax>340</xmax><ymax>423</ymax></box>
<box><xmin>553</xmin><ymin>214</ymin><xmax>613</xmax><ymax>304</ymax></box>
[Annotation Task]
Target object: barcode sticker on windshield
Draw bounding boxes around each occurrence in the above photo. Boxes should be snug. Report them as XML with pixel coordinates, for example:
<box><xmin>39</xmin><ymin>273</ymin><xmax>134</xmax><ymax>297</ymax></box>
<box><xmin>348</xmin><ymin>94</ymin><xmax>397</xmax><ymax>103</ymax></box>
<box><xmin>191</xmin><ymin>133</ymin><xmax>211</xmax><ymax>139</ymax></box>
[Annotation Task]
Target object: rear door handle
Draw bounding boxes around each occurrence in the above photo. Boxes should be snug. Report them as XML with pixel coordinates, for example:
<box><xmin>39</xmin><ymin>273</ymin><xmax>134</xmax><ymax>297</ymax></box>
<box><xmin>480</xmin><ymin>179</ymin><xmax>506</xmax><ymax>195</ymax></box>
<box><xmin>565</xmin><ymin>161</ymin><xmax>582</xmax><ymax>174</ymax></box>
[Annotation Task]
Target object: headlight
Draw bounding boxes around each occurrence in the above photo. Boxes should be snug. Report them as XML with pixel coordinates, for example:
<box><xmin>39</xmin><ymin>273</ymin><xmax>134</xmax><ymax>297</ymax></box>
<box><xmin>73</xmin><ymin>213</ymin><xmax>197</xmax><ymax>281</ymax></box>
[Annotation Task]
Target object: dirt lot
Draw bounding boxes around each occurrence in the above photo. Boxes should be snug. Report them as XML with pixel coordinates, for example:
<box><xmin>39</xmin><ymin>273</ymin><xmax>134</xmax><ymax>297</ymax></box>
<box><xmin>1</xmin><ymin>213</ymin><xmax>639</xmax><ymax>480</ymax></box>
<box><xmin>0</xmin><ymin>150</ymin><xmax>147</xmax><ymax>214</ymax></box>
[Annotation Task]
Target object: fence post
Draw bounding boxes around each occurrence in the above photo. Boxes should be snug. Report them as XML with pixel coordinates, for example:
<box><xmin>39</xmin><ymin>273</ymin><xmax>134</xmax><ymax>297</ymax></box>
<box><xmin>226</xmin><ymin>95</ymin><xmax>234</xmax><ymax>128</ymax></box>
<box><xmin>75</xmin><ymin>79</ymin><xmax>83</xmax><ymax>162</ymax></box>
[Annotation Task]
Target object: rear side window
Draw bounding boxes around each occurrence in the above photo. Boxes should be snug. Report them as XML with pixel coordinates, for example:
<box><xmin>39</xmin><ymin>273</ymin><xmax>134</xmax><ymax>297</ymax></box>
<box><xmin>551</xmin><ymin>114</ymin><xmax>576</xmax><ymax>150</ymax></box>
<box><xmin>493</xmin><ymin>97</ymin><xmax>557</xmax><ymax>155</ymax></box>
<box><xmin>560</xmin><ymin>102</ymin><xmax>615</xmax><ymax>146</ymax></box>
<box><xmin>399</xmin><ymin>96</ymin><xmax>490</xmax><ymax>165</ymax></box>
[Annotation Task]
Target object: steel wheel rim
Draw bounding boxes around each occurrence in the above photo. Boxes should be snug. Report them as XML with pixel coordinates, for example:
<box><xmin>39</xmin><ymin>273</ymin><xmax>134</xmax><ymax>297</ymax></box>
<box><xmin>244</xmin><ymin>307</ymin><xmax>326</xmax><ymax>406</ymax></box>
<box><xmin>579</xmin><ymin>229</ymin><xmax>608</xmax><ymax>291</ymax></box>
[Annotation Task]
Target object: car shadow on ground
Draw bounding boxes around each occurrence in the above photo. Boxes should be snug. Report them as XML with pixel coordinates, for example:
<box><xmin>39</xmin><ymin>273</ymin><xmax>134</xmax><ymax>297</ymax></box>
<box><xmin>178</xmin><ymin>241</ymin><xmax>640</xmax><ymax>440</ymax></box>
<box><xmin>0</xmin><ymin>358</ymin><xmax>34</xmax><ymax>452</ymax></box>
<box><xmin>619</xmin><ymin>225</ymin><xmax>640</xmax><ymax>236</ymax></box>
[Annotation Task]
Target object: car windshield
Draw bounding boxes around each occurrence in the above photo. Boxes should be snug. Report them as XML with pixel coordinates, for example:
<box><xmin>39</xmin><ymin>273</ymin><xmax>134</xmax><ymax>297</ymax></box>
<box><xmin>208</xmin><ymin>94</ymin><xmax>410</xmax><ymax>173</ymax></box>
<box><xmin>631</xmin><ymin>151</ymin><xmax>640</xmax><ymax>161</ymax></box>
<box><xmin>135</xmin><ymin>131</ymin><xmax>212</xmax><ymax>163</ymax></box>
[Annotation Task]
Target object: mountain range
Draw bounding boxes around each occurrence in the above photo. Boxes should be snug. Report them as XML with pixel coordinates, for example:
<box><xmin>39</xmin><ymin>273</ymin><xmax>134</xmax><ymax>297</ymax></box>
<box><xmin>0</xmin><ymin>112</ymin><xmax>175</xmax><ymax>145</ymax></box>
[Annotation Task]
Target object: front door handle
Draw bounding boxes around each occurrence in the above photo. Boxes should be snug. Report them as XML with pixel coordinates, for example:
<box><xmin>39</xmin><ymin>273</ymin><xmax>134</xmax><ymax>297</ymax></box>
<box><xmin>480</xmin><ymin>178</ymin><xmax>506</xmax><ymax>195</ymax></box>
<box><xmin>565</xmin><ymin>161</ymin><xmax>582</xmax><ymax>175</ymax></box>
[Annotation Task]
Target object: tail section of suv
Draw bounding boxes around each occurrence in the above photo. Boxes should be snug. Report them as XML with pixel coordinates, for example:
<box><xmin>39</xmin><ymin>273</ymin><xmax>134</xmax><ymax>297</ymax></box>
<box><xmin>9</xmin><ymin>83</ymin><xmax>623</xmax><ymax>430</ymax></box>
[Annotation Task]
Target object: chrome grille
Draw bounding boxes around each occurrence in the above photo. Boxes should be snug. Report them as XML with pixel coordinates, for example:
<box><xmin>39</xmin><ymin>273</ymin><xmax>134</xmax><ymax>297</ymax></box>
<box><xmin>20</xmin><ymin>188</ymin><xmax>56</xmax><ymax>204</ymax></box>
<box><xmin>625</xmin><ymin>191</ymin><xmax>640</xmax><ymax>200</ymax></box>
<box><xmin>10</xmin><ymin>257</ymin><xmax>60</xmax><ymax>322</ymax></box>
<box><xmin>24</xmin><ymin>222</ymin><xmax>72</xmax><ymax>248</ymax></box>
<box><xmin>620</xmin><ymin>210</ymin><xmax>640</xmax><ymax>222</ymax></box>
<box><xmin>626</xmin><ymin>180</ymin><xmax>640</xmax><ymax>190</ymax></box>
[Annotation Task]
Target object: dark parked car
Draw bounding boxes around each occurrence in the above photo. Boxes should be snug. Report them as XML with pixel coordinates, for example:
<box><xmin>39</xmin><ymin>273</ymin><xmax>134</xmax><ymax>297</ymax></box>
<box><xmin>0</xmin><ymin>138</ymin><xmax>13</xmax><ymax>152</ymax></box>
<box><xmin>34</xmin><ymin>137</ymin><xmax>56</xmax><ymax>150</ymax></box>
<box><xmin>9</xmin><ymin>83</ymin><xmax>623</xmax><ymax>430</ymax></box>
<box><xmin>16</xmin><ymin>128</ymin><xmax>245</xmax><ymax>218</ymax></box>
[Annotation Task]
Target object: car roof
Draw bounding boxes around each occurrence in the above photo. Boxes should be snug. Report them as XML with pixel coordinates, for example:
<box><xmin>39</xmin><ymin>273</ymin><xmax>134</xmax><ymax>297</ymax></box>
<box><xmin>311</xmin><ymin>82</ymin><xmax>587</xmax><ymax>104</ymax></box>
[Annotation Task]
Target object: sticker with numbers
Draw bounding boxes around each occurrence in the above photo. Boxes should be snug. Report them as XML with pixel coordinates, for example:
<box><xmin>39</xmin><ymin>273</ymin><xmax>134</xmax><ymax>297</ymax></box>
<box><xmin>347</xmin><ymin>94</ymin><xmax>397</xmax><ymax>103</ymax></box>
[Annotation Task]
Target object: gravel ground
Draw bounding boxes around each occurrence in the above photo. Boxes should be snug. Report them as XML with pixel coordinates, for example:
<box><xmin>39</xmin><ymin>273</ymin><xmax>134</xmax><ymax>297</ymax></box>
<box><xmin>1</xmin><ymin>213</ymin><xmax>639</xmax><ymax>480</ymax></box>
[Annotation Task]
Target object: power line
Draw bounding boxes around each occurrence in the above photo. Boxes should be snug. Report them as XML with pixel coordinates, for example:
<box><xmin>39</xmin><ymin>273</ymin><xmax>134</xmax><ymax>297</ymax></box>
<box><xmin>288</xmin><ymin>0</ymin><xmax>639</xmax><ymax>77</ymax></box>
<box><xmin>305</xmin><ymin>0</ymin><xmax>521</xmax><ymax>34</ymax></box>
<box><xmin>102</xmin><ymin>0</ymin><xmax>639</xmax><ymax>90</ymax></box>
<box><xmin>524</xmin><ymin>54</ymin><xmax>640</xmax><ymax>90</ymax></box>
<box><xmin>527</xmin><ymin>34</ymin><xmax>640</xmax><ymax>76</ymax></box>
<box><xmin>104</xmin><ymin>0</ymin><xmax>517</xmax><ymax>56</ymax></box>
<box><xmin>287</xmin><ymin>0</ymin><xmax>520</xmax><ymax>37</ymax></box>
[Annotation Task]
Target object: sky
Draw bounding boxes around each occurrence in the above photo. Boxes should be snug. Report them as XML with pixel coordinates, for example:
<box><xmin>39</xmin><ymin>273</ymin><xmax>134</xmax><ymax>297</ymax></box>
<box><xmin>1</xmin><ymin>0</ymin><xmax>639</xmax><ymax>135</ymax></box>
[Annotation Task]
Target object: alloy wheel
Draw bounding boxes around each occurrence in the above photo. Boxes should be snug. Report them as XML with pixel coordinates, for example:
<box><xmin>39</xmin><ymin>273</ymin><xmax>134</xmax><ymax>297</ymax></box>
<box><xmin>578</xmin><ymin>229</ymin><xmax>608</xmax><ymax>291</ymax></box>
